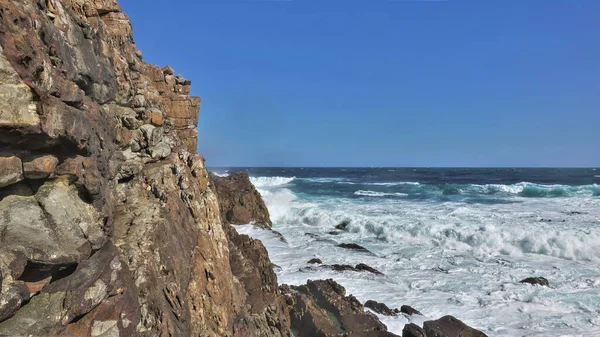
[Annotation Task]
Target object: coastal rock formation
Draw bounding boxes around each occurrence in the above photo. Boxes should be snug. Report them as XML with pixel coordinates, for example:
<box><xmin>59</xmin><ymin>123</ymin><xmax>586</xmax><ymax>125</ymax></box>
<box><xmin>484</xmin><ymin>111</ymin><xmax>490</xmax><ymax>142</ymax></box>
<box><xmin>401</xmin><ymin>316</ymin><xmax>488</xmax><ymax>337</ymax></box>
<box><xmin>0</xmin><ymin>1</ymin><xmax>488</xmax><ymax>336</ymax></box>
<box><xmin>210</xmin><ymin>172</ymin><xmax>272</xmax><ymax>228</ymax></box>
<box><xmin>281</xmin><ymin>279</ymin><xmax>399</xmax><ymax>337</ymax></box>
<box><xmin>0</xmin><ymin>0</ymin><xmax>287</xmax><ymax>335</ymax></box>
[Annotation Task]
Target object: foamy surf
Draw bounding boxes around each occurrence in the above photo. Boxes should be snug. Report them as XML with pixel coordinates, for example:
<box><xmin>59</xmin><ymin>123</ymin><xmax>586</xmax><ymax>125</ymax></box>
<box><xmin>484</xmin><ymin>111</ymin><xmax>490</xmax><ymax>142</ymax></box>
<box><xmin>229</xmin><ymin>167</ymin><xmax>600</xmax><ymax>337</ymax></box>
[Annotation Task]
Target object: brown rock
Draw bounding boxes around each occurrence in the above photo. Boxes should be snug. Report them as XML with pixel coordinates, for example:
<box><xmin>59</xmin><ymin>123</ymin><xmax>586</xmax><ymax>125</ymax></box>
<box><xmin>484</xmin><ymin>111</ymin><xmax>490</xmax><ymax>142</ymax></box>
<box><xmin>148</xmin><ymin>109</ymin><xmax>165</xmax><ymax>126</ymax></box>
<box><xmin>423</xmin><ymin>315</ymin><xmax>488</xmax><ymax>337</ymax></box>
<box><xmin>364</xmin><ymin>300</ymin><xmax>399</xmax><ymax>316</ymax></box>
<box><xmin>520</xmin><ymin>277</ymin><xmax>549</xmax><ymax>287</ymax></box>
<box><xmin>282</xmin><ymin>279</ymin><xmax>399</xmax><ymax>337</ymax></box>
<box><xmin>210</xmin><ymin>171</ymin><xmax>272</xmax><ymax>228</ymax></box>
<box><xmin>22</xmin><ymin>155</ymin><xmax>59</xmax><ymax>179</ymax></box>
<box><xmin>307</xmin><ymin>258</ymin><xmax>323</xmax><ymax>264</ymax></box>
<box><xmin>402</xmin><ymin>323</ymin><xmax>425</xmax><ymax>337</ymax></box>
<box><xmin>355</xmin><ymin>263</ymin><xmax>384</xmax><ymax>275</ymax></box>
<box><xmin>0</xmin><ymin>156</ymin><xmax>23</xmax><ymax>188</ymax></box>
<box><xmin>400</xmin><ymin>305</ymin><xmax>422</xmax><ymax>316</ymax></box>
<box><xmin>337</xmin><ymin>243</ymin><xmax>371</xmax><ymax>253</ymax></box>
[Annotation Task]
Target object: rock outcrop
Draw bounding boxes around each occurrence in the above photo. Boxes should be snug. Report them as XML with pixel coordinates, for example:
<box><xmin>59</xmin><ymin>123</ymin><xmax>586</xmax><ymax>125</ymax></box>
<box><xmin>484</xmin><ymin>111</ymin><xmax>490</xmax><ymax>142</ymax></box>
<box><xmin>402</xmin><ymin>316</ymin><xmax>488</xmax><ymax>337</ymax></box>
<box><xmin>210</xmin><ymin>172</ymin><xmax>272</xmax><ymax>228</ymax></box>
<box><xmin>281</xmin><ymin>279</ymin><xmax>399</xmax><ymax>337</ymax></box>
<box><xmin>0</xmin><ymin>1</ymin><xmax>488</xmax><ymax>336</ymax></box>
<box><xmin>0</xmin><ymin>0</ymin><xmax>287</xmax><ymax>335</ymax></box>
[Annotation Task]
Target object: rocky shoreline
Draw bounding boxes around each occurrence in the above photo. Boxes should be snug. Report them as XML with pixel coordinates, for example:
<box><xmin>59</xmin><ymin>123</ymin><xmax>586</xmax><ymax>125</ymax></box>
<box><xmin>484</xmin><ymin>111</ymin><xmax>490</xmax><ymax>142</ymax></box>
<box><xmin>0</xmin><ymin>0</ymin><xmax>487</xmax><ymax>335</ymax></box>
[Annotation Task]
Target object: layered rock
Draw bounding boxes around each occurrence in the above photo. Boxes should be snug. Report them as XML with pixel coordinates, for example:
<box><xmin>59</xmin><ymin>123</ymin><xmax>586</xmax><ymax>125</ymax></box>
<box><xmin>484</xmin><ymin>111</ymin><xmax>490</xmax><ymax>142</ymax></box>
<box><xmin>0</xmin><ymin>0</ymin><xmax>286</xmax><ymax>335</ymax></box>
<box><xmin>210</xmin><ymin>172</ymin><xmax>272</xmax><ymax>228</ymax></box>
<box><xmin>0</xmin><ymin>1</ymin><xmax>487</xmax><ymax>337</ymax></box>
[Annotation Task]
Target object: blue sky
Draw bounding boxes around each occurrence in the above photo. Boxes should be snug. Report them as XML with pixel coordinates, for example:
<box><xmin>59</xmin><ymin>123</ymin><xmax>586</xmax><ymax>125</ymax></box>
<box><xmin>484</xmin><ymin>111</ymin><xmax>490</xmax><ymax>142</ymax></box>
<box><xmin>119</xmin><ymin>0</ymin><xmax>599</xmax><ymax>167</ymax></box>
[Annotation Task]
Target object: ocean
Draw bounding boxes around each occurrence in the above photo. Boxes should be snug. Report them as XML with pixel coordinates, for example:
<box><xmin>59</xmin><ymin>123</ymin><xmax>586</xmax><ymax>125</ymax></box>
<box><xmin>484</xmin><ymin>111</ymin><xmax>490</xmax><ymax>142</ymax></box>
<box><xmin>210</xmin><ymin>168</ymin><xmax>600</xmax><ymax>337</ymax></box>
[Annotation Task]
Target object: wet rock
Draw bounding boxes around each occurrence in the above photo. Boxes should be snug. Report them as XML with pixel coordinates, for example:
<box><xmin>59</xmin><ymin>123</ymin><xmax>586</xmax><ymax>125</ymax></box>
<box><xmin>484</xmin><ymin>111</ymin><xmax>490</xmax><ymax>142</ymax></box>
<box><xmin>210</xmin><ymin>172</ymin><xmax>272</xmax><ymax>228</ymax></box>
<box><xmin>282</xmin><ymin>279</ymin><xmax>399</xmax><ymax>337</ymax></box>
<box><xmin>335</xmin><ymin>220</ymin><xmax>350</xmax><ymax>230</ymax></box>
<box><xmin>326</xmin><ymin>264</ymin><xmax>383</xmax><ymax>275</ymax></box>
<box><xmin>22</xmin><ymin>155</ymin><xmax>59</xmax><ymax>179</ymax></box>
<box><xmin>520</xmin><ymin>277</ymin><xmax>549</xmax><ymax>287</ymax></box>
<box><xmin>337</xmin><ymin>243</ymin><xmax>371</xmax><ymax>253</ymax></box>
<box><xmin>328</xmin><ymin>231</ymin><xmax>341</xmax><ymax>235</ymax></box>
<box><xmin>355</xmin><ymin>263</ymin><xmax>384</xmax><ymax>275</ymax></box>
<box><xmin>364</xmin><ymin>300</ymin><xmax>399</xmax><ymax>316</ymax></box>
<box><xmin>402</xmin><ymin>323</ymin><xmax>425</xmax><ymax>337</ymax></box>
<box><xmin>400</xmin><ymin>305</ymin><xmax>422</xmax><ymax>316</ymax></box>
<box><xmin>0</xmin><ymin>156</ymin><xmax>23</xmax><ymax>188</ymax></box>
<box><xmin>423</xmin><ymin>315</ymin><xmax>488</xmax><ymax>337</ymax></box>
<box><xmin>307</xmin><ymin>258</ymin><xmax>323</xmax><ymax>264</ymax></box>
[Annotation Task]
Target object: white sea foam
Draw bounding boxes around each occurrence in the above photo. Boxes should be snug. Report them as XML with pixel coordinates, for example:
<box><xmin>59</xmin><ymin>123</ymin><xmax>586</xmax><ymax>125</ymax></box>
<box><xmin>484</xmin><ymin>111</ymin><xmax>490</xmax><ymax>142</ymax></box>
<box><xmin>354</xmin><ymin>190</ymin><xmax>408</xmax><ymax>197</ymax></box>
<box><xmin>248</xmin><ymin>177</ymin><xmax>600</xmax><ymax>336</ymax></box>
<box><xmin>211</xmin><ymin>171</ymin><xmax>230</xmax><ymax>177</ymax></box>
<box><xmin>250</xmin><ymin>176</ymin><xmax>296</xmax><ymax>187</ymax></box>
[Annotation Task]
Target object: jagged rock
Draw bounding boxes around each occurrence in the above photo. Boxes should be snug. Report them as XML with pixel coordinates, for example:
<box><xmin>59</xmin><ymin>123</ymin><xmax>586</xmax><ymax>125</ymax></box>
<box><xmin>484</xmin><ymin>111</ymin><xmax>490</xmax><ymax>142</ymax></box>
<box><xmin>282</xmin><ymin>279</ymin><xmax>399</xmax><ymax>337</ymax></box>
<box><xmin>423</xmin><ymin>315</ymin><xmax>488</xmax><ymax>337</ymax></box>
<box><xmin>520</xmin><ymin>277</ymin><xmax>549</xmax><ymax>287</ymax></box>
<box><xmin>401</xmin><ymin>305</ymin><xmax>422</xmax><ymax>316</ymax></box>
<box><xmin>355</xmin><ymin>263</ymin><xmax>384</xmax><ymax>275</ymax></box>
<box><xmin>365</xmin><ymin>300</ymin><xmax>399</xmax><ymax>316</ymax></box>
<box><xmin>402</xmin><ymin>323</ymin><xmax>426</xmax><ymax>337</ymax></box>
<box><xmin>211</xmin><ymin>171</ymin><xmax>272</xmax><ymax>228</ymax></box>
<box><xmin>150</xmin><ymin>142</ymin><xmax>171</xmax><ymax>159</ymax></box>
<box><xmin>308</xmin><ymin>258</ymin><xmax>323</xmax><ymax>264</ymax></box>
<box><xmin>22</xmin><ymin>155</ymin><xmax>59</xmax><ymax>179</ymax></box>
<box><xmin>337</xmin><ymin>243</ymin><xmax>371</xmax><ymax>253</ymax></box>
<box><xmin>335</xmin><ymin>220</ymin><xmax>350</xmax><ymax>230</ymax></box>
<box><xmin>162</xmin><ymin>65</ymin><xmax>174</xmax><ymax>76</ymax></box>
<box><xmin>0</xmin><ymin>0</ymin><xmax>396</xmax><ymax>336</ymax></box>
<box><xmin>0</xmin><ymin>156</ymin><xmax>23</xmax><ymax>188</ymax></box>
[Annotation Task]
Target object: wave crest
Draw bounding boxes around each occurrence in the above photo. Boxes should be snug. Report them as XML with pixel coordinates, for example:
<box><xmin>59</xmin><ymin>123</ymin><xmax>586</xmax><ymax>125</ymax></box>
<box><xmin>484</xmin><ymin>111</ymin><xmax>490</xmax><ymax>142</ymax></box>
<box><xmin>250</xmin><ymin>176</ymin><xmax>296</xmax><ymax>187</ymax></box>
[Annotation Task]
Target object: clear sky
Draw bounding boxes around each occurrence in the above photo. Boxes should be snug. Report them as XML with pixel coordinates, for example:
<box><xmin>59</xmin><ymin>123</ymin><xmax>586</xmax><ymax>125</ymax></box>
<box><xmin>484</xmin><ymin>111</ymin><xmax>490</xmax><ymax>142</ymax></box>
<box><xmin>119</xmin><ymin>0</ymin><xmax>599</xmax><ymax>167</ymax></box>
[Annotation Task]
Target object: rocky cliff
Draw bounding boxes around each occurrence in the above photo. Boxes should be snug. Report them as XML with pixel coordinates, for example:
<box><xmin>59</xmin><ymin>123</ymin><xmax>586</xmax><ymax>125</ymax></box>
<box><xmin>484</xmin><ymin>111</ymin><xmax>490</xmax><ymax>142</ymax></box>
<box><xmin>0</xmin><ymin>1</ymin><xmax>487</xmax><ymax>336</ymax></box>
<box><xmin>0</xmin><ymin>1</ymin><xmax>400</xmax><ymax>336</ymax></box>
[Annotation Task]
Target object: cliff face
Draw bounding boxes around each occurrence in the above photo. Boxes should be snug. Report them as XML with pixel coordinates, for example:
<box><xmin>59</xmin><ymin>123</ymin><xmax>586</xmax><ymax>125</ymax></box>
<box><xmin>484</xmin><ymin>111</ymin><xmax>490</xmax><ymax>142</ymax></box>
<box><xmin>0</xmin><ymin>1</ymin><xmax>401</xmax><ymax>336</ymax></box>
<box><xmin>0</xmin><ymin>0</ymin><xmax>281</xmax><ymax>335</ymax></box>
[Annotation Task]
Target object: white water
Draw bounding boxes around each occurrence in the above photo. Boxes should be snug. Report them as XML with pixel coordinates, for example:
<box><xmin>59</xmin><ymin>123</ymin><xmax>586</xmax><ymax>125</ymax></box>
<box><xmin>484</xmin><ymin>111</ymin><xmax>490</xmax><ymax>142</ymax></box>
<box><xmin>239</xmin><ymin>176</ymin><xmax>600</xmax><ymax>337</ymax></box>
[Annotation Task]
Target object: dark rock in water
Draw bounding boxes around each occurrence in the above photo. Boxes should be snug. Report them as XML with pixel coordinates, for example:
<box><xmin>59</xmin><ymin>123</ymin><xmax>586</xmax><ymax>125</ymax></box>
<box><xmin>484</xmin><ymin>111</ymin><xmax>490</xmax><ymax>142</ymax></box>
<box><xmin>423</xmin><ymin>315</ymin><xmax>488</xmax><ymax>337</ymax></box>
<box><xmin>335</xmin><ymin>220</ymin><xmax>350</xmax><ymax>230</ymax></box>
<box><xmin>210</xmin><ymin>171</ymin><xmax>272</xmax><ymax>228</ymax></box>
<box><xmin>355</xmin><ymin>263</ymin><xmax>384</xmax><ymax>275</ymax></box>
<box><xmin>307</xmin><ymin>258</ymin><xmax>323</xmax><ymax>264</ymax></box>
<box><xmin>338</xmin><ymin>243</ymin><xmax>370</xmax><ymax>252</ymax></box>
<box><xmin>364</xmin><ymin>300</ymin><xmax>399</xmax><ymax>316</ymax></box>
<box><xmin>520</xmin><ymin>277</ymin><xmax>549</xmax><ymax>287</ymax></box>
<box><xmin>330</xmin><ymin>264</ymin><xmax>357</xmax><ymax>272</ymax></box>
<box><xmin>328</xmin><ymin>231</ymin><xmax>341</xmax><ymax>235</ymax></box>
<box><xmin>305</xmin><ymin>233</ymin><xmax>320</xmax><ymax>239</ymax></box>
<box><xmin>281</xmin><ymin>279</ymin><xmax>400</xmax><ymax>337</ymax></box>
<box><xmin>400</xmin><ymin>305</ymin><xmax>422</xmax><ymax>316</ymax></box>
<box><xmin>402</xmin><ymin>323</ymin><xmax>426</xmax><ymax>337</ymax></box>
<box><xmin>326</xmin><ymin>264</ymin><xmax>383</xmax><ymax>275</ymax></box>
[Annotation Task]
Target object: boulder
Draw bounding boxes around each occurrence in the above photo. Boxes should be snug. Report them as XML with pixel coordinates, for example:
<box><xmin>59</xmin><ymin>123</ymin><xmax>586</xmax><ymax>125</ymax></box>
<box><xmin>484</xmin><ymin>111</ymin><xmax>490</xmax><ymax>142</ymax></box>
<box><xmin>307</xmin><ymin>258</ymin><xmax>323</xmax><ymax>264</ymax></box>
<box><xmin>282</xmin><ymin>279</ymin><xmax>399</xmax><ymax>337</ymax></box>
<box><xmin>423</xmin><ymin>315</ymin><xmax>488</xmax><ymax>337</ymax></box>
<box><xmin>337</xmin><ymin>243</ymin><xmax>371</xmax><ymax>253</ymax></box>
<box><xmin>22</xmin><ymin>155</ymin><xmax>59</xmax><ymax>179</ymax></box>
<box><xmin>401</xmin><ymin>305</ymin><xmax>422</xmax><ymax>316</ymax></box>
<box><xmin>364</xmin><ymin>300</ymin><xmax>399</xmax><ymax>316</ymax></box>
<box><xmin>402</xmin><ymin>323</ymin><xmax>425</xmax><ymax>337</ymax></box>
<box><xmin>335</xmin><ymin>220</ymin><xmax>350</xmax><ymax>230</ymax></box>
<box><xmin>0</xmin><ymin>156</ymin><xmax>23</xmax><ymax>188</ymax></box>
<box><xmin>520</xmin><ymin>277</ymin><xmax>549</xmax><ymax>287</ymax></box>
